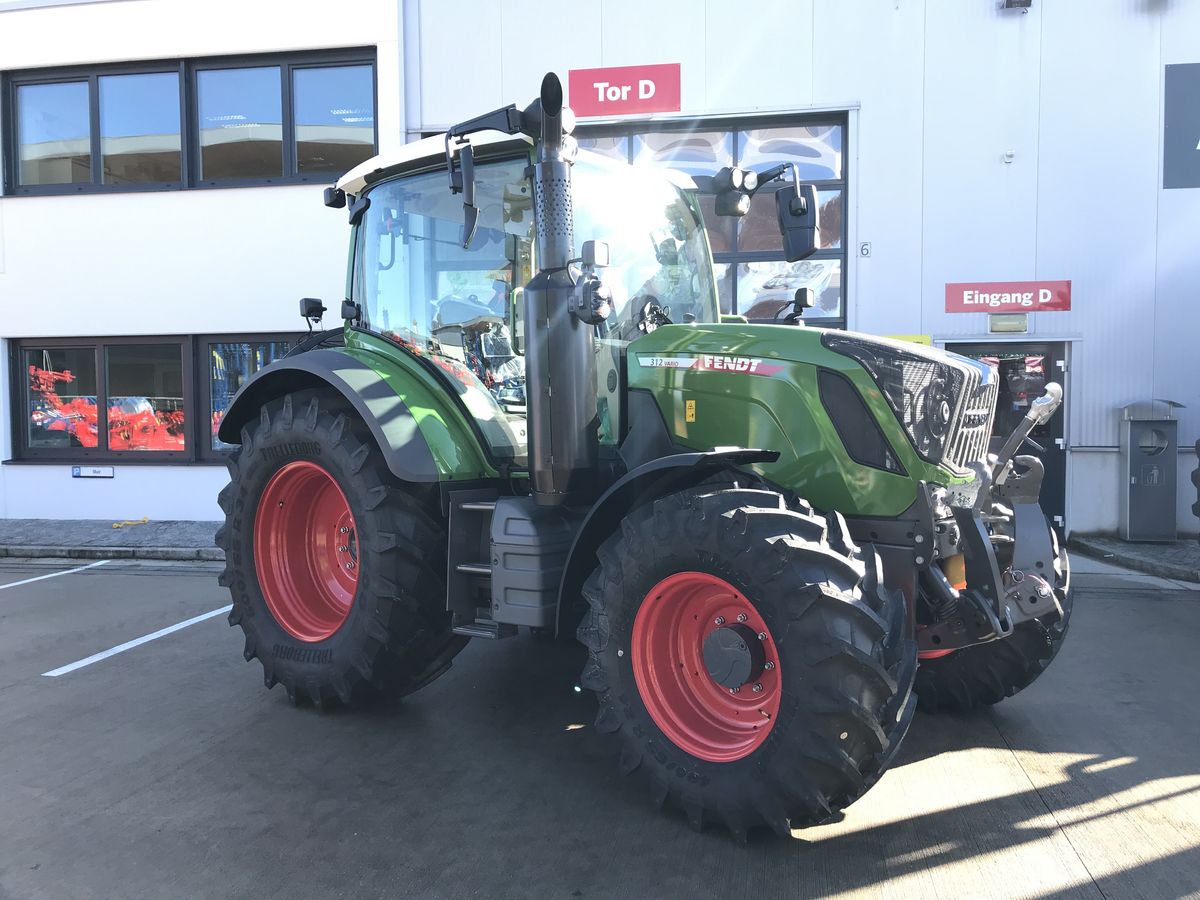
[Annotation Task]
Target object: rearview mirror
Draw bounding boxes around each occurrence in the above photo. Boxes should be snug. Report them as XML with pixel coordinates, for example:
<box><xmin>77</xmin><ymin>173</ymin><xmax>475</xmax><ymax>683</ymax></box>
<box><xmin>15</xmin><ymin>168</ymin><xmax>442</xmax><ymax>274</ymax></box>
<box><xmin>776</xmin><ymin>184</ymin><xmax>820</xmax><ymax>262</ymax></box>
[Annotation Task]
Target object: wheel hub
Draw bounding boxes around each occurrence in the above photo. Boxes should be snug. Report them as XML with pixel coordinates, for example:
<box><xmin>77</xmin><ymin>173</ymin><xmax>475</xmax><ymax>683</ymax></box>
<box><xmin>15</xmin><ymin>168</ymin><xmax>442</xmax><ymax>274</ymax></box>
<box><xmin>631</xmin><ymin>571</ymin><xmax>781</xmax><ymax>763</ymax></box>
<box><xmin>702</xmin><ymin>623</ymin><xmax>766</xmax><ymax>690</ymax></box>
<box><xmin>253</xmin><ymin>460</ymin><xmax>359</xmax><ymax>643</ymax></box>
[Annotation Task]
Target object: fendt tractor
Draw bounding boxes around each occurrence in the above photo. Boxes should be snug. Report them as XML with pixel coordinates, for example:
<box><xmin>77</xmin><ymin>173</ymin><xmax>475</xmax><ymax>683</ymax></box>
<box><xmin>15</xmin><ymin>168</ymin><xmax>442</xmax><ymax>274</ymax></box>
<box><xmin>216</xmin><ymin>75</ymin><xmax>1071</xmax><ymax>838</ymax></box>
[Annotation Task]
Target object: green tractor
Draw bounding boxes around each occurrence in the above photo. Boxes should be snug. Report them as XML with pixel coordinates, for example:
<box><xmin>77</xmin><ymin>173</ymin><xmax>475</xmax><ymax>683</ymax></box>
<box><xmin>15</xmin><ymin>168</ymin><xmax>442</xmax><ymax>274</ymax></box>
<box><xmin>215</xmin><ymin>74</ymin><xmax>1070</xmax><ymax>838</ymax></box>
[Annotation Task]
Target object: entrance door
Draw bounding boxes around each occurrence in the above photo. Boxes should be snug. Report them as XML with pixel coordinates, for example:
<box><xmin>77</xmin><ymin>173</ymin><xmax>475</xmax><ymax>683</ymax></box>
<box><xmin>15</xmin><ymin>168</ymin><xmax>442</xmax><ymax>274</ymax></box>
<box><xmin>947</xmin><ymin>342</ymin><xmax>1067</xmax><ymax>529</ymax></box>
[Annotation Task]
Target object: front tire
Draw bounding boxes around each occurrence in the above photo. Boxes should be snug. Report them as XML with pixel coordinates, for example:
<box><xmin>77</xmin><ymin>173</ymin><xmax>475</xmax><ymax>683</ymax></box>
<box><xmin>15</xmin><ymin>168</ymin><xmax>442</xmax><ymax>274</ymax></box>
<box><xmin>215</xmin><ymin>391</ymin><xmax>465</xmax><ymax>707</ymax></box>
<box><xmin>576</xmin><ymin>487</ymin><xmax>916</xmax><ymax>839</ymax></box>
<box><xmin>914</xmin><ymin>528</ymin><xmax>1072</xmax><ymax>713</ymax></box>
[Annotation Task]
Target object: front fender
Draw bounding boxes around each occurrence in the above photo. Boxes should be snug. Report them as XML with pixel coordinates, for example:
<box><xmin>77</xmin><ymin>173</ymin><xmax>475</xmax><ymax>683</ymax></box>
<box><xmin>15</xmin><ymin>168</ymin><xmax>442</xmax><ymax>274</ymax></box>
<box><xmin>217</xmin><ymin>348</ymin><xmax>449</xmax><ymax>483</ymax></box>
<box><xmin>554</xmin><ymin>448</ymin><xmax>779</xmax><ymax>636</ymax></box>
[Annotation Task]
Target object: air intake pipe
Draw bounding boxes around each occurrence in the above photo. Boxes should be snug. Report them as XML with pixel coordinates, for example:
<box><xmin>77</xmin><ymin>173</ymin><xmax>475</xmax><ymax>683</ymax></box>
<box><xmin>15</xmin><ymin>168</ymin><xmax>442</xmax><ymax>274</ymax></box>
<box><xmin>523</xmin><ymin>73</ymin><xmax>598</xmax><ymax>506</ymax></box>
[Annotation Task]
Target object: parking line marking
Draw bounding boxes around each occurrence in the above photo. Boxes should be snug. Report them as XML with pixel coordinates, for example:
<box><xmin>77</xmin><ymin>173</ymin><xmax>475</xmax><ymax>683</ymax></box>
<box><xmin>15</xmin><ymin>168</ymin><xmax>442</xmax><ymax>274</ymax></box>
<box><xmin>42</xmin><ymin>604</ymin><xmax>233</xmax><ymax>677</ymax></box>
<box><xmin>0</xmin><ymin>559</ymin><xmax>110</xmax><ymax>591</ymax></box>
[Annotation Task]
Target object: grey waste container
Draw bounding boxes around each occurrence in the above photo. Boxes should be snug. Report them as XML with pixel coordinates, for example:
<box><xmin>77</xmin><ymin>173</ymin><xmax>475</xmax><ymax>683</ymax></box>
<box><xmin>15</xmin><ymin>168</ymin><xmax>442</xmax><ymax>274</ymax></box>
<box><xmin>1119</xmin><ymin>400</ymin><xmax>1184</xmax><ymax>541</ymax></box>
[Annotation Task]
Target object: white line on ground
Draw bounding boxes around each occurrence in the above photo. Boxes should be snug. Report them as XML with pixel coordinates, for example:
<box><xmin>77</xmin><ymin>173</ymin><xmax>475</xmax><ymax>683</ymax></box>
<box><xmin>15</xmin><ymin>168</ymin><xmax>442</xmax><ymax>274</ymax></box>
<box><xmin>0</xmin><ymin>559</ymin><xmax>110</xmax><ymax>591</ymax></box>
<box><xmin>42</xmin><ymin>604</ymin><xmax>233</xmax><ymax>677</ymax></box>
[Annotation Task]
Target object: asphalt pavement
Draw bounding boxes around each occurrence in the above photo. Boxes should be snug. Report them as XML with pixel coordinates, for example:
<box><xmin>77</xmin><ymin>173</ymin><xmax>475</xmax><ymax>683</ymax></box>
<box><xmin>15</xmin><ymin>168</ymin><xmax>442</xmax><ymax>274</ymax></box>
<box><xmin>0</xmin><ymin>555</ymin><xmax>1197</xmax><ymax>899</ymax></box>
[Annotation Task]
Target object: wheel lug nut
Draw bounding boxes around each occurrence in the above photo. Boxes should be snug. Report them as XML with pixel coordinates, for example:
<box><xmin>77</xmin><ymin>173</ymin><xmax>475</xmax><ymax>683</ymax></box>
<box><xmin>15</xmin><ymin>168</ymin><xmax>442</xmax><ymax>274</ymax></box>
<box><xmin>764</xmin><ymin>661</ymin><xmax>775</xmax><ymax>670</ymax></box>
<box><xmin>757</xmin><ymin>632</ymin><xmax>767</xmax><ymax>641</ymax></box>
<box><xmin>729</xmin><ymin>686</ymin><xmax>740</xmax><ymax>694</ymax></box>
<box><xmin>345</xmin><ymin>562</ymin><xmax>355</xmax><ymax>570</ymax></box>
<box><xmin>736</xmin><ymin>613</ymin><xmax>748</xmax><ymax>623</ymax></box>
<box><xmin>752</xmin><ymin>683</ymin><xmax>763</xmax><ymax>693</ymax></box>
<box><xmin>714</xmin><ymin>616</ymin><xmax>725</xmax><ymax>626</ymax></box>
<box><xmin>338</xmin><ymin>545</ymin><xmax>349</xmax><ymax>552</ymax></box>
<box><xmin>339</xmin><ymin>526</ymin><xmax>349</xmax><ymax>534</ymax></box>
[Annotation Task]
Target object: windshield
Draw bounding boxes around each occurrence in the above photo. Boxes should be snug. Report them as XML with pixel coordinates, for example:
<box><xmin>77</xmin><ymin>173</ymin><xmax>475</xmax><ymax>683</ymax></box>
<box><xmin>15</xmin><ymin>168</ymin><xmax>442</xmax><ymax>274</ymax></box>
<box><xmin>352</xmin><ymin>149</ymin><xmax>718</xmax><ymax>457</ymax></box>
<box><xmin>574</xmin><ymin>153</ymin><xmax>719</xmax><ymax>332</ymax></box>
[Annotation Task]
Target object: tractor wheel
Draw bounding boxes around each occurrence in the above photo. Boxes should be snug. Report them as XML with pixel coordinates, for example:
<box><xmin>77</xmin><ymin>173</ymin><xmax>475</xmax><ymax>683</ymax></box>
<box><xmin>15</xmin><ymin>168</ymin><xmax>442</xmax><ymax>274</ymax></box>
<box><xmin>576</xmin><ymin>486</ymin><xmax>916</xmax><ymax>839</ymax></box>
<box><xmin>215</xmin><ymin>390</ymin><xmax>466</xmax><ymax>708</ymax></box>
<box><xmin>914</xmin><ymin>527</ymin><xmax>1072</xmax><ymax>713</ymax></box>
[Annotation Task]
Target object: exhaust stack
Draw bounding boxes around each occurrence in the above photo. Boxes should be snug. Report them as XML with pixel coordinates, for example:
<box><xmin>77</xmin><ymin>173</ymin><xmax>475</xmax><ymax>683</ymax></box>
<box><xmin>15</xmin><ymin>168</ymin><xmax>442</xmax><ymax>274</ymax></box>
<box><xmin>523</xmin><ymin>73</ymin><xmax>598</xmax><ymax>506</ymax></box>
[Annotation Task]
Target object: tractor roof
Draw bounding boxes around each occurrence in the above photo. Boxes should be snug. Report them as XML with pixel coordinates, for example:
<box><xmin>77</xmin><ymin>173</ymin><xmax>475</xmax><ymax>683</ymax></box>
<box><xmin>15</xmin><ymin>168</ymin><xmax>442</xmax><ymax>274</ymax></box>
<box><xmin>337</xmin><ymin>132</ymin><xmax>533</xmax><ymax>196</ymax></box>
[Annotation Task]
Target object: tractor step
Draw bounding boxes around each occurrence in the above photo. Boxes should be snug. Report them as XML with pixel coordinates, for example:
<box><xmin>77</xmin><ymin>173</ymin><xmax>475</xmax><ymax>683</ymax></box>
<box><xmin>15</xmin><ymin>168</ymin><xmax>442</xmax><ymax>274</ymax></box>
<box><xmin>452</xmin><ymin>619</ymin><xmax>516</xmax><ymax>639</ymax></box>
<box><xmin>455</xmin><ymin>562</ymin><xmax>492</xmax><ymax>576</ymax></box>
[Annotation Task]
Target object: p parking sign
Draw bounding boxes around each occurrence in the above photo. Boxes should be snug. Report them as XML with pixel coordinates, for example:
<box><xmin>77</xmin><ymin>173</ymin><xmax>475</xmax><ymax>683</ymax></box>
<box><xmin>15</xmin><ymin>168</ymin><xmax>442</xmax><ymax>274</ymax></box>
<box><xmin>1164</xmin><ymin>63</ymin><xmax>1200</xmax><ymax>189</ymax></box>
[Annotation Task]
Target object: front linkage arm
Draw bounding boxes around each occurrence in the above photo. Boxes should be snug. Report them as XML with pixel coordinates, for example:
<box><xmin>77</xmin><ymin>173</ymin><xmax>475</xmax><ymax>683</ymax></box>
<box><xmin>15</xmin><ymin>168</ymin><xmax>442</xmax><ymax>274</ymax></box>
<box><xmin>916</xmin><ymin>382</ymin><xmax>1065</xmax><ymax>654</ymax></box>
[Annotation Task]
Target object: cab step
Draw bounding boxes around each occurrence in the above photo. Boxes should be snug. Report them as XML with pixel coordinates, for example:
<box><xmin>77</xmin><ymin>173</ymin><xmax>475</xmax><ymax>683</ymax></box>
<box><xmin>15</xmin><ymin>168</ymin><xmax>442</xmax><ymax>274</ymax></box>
<box><xmin>452</xmin><ymin>620</ymin><xmax>517</xmax><ymax>639</ymax></box>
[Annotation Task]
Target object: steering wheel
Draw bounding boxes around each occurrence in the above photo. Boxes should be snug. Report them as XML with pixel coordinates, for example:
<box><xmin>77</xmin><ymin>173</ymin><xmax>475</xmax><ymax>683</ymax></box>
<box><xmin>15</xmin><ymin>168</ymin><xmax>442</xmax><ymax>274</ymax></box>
<box><xmin>636</xmin><ymin>296</ymin><xmax>672</xmax><ymax>334</ymax></box>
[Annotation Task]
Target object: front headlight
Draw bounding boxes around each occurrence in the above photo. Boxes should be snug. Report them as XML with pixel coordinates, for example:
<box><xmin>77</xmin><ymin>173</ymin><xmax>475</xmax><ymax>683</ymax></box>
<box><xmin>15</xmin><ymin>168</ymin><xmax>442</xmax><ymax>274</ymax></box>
<box><xmin>822</xmin><ymin>334</ymin><xmax>966</xmax><ymax>465</ymax></box>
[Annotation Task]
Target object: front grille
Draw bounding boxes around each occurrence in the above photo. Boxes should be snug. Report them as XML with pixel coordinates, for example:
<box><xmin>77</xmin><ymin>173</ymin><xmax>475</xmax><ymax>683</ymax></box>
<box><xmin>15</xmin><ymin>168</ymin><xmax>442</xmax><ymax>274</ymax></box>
<box><xmin>946</xmin><ymin>367</ymin><xmax>997</xmax><ymax>469</ymax></box>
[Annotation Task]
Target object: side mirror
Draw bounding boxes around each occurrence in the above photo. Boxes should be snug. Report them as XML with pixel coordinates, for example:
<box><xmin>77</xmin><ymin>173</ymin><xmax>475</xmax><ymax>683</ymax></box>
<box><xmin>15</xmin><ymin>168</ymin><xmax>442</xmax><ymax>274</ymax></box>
<box><xmin>341</xmin><ymin>300</ymin><xmax>360</xmax><ymax>322</ymax></box>
<box><xmin>300</xmin><ymin>297</ymin><xmax>326</xmax><ymax>321</ymax></box>
<box><xmin>459</xmin><ymin>143</ymin><xmax>479</xmax><ymax>249</ymax></box>
<box><xmin>776</xmin><ymin>184</ymin><xmax>820</xmax><ymax>262</ymax></box>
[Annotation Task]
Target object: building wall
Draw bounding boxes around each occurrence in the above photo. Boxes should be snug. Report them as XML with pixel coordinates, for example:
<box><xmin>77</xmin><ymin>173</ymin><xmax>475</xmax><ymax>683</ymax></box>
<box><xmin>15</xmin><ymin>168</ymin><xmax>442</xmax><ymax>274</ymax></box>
<box><xmin>1</xmin><ymin>0</ymin><xmax>1196</xmax><ymax>532</ymax></box>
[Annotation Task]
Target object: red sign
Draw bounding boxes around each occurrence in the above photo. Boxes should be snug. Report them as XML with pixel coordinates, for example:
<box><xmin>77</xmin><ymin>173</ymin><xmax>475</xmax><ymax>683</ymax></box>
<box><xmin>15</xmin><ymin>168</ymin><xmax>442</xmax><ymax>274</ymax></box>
<box><xmin>568</xmin><ymin>63</ymin><xmax>681</xmax><ymax>117</ymax></box>
<box><xmin>945</xmin><ymin>280</ymin><xmax>1072</xmax><ymax>313</ymax></box>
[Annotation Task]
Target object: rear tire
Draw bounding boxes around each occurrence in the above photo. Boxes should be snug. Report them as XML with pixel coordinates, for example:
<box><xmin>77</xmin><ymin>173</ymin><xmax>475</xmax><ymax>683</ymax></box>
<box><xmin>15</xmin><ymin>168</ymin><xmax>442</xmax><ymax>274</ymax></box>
<box><xmin>914</xmin><ymin>528</ymin><xmax>1072</xmax><ymax>713</ymax></box>
<box><xmin>576</xmin><ymin>486</ymin><xmax>916</xmax><ymax>839</ymax></box>
<box><xmin>215</xmin><ymin>390</ymin><xmax>466</xmax><ymax>708</ymax></box>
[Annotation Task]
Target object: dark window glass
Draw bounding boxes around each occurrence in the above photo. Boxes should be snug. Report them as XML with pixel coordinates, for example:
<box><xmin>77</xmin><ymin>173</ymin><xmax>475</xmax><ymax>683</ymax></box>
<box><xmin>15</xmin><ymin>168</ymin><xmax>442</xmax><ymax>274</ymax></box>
<box><xmin>23</xmin><ymin>348</ymin><xmax>99</xmax><ymax>449</ymax></box>
<box><xmin>738</xmin><ymin>124</ymin><xmax>843</xmax><ymax>181</ymax></box>
<box><xmin>631</xmin><ymin>130</ymin><xmax>732</xmax><ymax>177</ymax></box>
<box><xmin>209</xmin><ymin>341</ymin><xmax>289</xmax><ymax>450</ymax></box>
<box><xmin>105</xmin><ymin>344</ymin><xmax>186</xmax><ymax>451</ymax></box>
<box><xmin>737</xmin><ymin>259</ymin><xmax>842</xmax><ymax>320</ymax></box>
<box><xmin>99</xmin><ymin>72</ymin><xmax>181</xmax><ymax>184</ymax></box>
<box><xmin>17</xmin><ymin>82</ymin><xmax>91</xmax><ymax>185</ymax></box>
<box><xmin>576</xmin><ymin>134</ymin><xmax>628</xmax><ymax>161</ymax></box>
<box><xmin>293</xmin><ymin>64</ymin><xmax>374</xmax><ymax>174</ymax></box>
<box><xmin>739</xmin><ymin>187</ymin><xmax>843</xmax><ymax>252</ymax></box>
<box><xmin>712</xmin><ymin>263</ymin><xmax>734</xmax><ymax>315</ymax></box>
<box><xmin>197</xmin><ymin>66</ymin><xmax>282</xmax><ymax>180</ymax></box>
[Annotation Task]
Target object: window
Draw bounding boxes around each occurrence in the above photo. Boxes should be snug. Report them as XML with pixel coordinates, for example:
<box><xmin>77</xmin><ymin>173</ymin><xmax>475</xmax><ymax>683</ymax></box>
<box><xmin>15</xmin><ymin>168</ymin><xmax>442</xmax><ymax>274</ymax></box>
<box><xmin>204</xmin><ymin>338</ymin><xmax>291</xmax><ymax>455</ymax></box>
<box><xmin>100</xmin><ymin>72</ymin><xmax>182</xmax><ymax>184</ymax></box>
<box><xmin>354</xmin><ymin>159</ymin><xmax>532</xmax><ymax>460</ymax></box>
<box><xmin>576</xmin><ymin>115</ymin><xmax>848</xmax><ymax>325</ymax></box>
<box><xmin>196</xmin><ymin>67</ymin><xmax>282</xmax><ymax>181</ymax></box>
<box><xmin>23</xmin><ymin>347</ymin><xmax>98</xmax><ymax>449</ymax></box>
<box><xmin>293</xmin><ymin>64</ymin><xmax>375</xmax><ymax>174</ymax></box>
<box><xmin>3</xmin><ymin>49</ymin><xmax>376</xmax><ymax>195</ymax></box>
<box><xmin>105</xmin><ymin>344</ymin><xmax>186</xmax><ymax>452</ymax></box>
<box><xmin>16</xmin><ymin>81</ymin><xmax>91</xmax><ymax>185</ymax></box>
<box><xmin>10</xmin><ymin>334</ymin><xmax>291</xmax><ymax>462</ymax></box>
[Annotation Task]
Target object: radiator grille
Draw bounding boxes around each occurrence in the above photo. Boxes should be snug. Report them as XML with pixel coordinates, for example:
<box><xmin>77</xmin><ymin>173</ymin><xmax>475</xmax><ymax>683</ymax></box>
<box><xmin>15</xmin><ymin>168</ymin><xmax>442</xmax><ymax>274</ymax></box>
<box><xmin>946</xmin><ymin>368</ymin><xmax>998</xmax><ymax>469</ymax></box>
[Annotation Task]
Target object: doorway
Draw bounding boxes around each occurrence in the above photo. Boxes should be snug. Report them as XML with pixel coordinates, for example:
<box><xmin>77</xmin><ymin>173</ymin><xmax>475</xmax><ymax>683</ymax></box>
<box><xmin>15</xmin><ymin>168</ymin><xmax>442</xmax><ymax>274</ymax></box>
<box><xmin>947</xmin><ymin>342</ymin><xmax>1068</xmax><ymax>529</ymax></box>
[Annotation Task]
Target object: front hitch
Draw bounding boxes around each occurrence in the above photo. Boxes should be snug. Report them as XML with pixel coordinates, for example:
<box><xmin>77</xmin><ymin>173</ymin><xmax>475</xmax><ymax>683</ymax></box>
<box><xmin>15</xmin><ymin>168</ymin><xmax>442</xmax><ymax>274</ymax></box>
<box><xmin>918</xmin><ymin>383</ymin><xmax>1065</xmax><ymax>654</ymax></box>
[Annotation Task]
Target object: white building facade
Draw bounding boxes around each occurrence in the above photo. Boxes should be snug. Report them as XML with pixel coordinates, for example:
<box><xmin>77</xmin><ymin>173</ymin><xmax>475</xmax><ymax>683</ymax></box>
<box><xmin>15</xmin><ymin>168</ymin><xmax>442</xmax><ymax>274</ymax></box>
<box><xmin>0</xmin><ymin>0</ymin><xmax>1196</xmax><ymax>535</ymax></box>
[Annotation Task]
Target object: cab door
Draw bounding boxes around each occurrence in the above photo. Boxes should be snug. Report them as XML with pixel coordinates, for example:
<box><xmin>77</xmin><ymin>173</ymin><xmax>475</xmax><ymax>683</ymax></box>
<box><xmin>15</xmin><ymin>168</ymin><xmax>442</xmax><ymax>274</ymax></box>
<box><xmin>948</xmin><ymin>342</ymin><xmax>1068</xmax><ymax>530</ymax></box>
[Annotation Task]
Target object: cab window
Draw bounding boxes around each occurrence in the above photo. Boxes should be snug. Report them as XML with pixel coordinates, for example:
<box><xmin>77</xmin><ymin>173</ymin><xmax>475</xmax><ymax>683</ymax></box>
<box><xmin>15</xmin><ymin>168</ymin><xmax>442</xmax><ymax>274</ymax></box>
<box><xmin>354</xmin><ymin>158</ymin><xmax>533</xmax><ymax>460</ymax></box>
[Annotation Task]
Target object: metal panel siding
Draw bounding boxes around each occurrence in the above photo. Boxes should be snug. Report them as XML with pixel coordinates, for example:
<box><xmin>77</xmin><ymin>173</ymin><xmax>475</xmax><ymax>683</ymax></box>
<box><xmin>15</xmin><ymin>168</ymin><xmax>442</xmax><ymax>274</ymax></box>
<box><xmin>920</xmin><ymin>1</ymin><xmax>1042</xmax><ymax>340</ymax></box>
<box><xmin>1037</xmin><ymin>2</ymin><xmax>1163</xmax><ymax>449</ymax></box>
<box><xmin>813</xmin><ymin>0</ymin><xmax>926</xmax><ymax>337</ymax></box>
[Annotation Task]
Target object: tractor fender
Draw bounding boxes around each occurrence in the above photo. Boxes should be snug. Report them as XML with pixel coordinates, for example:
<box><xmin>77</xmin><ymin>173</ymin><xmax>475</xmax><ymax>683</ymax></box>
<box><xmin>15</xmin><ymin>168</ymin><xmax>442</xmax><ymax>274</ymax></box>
<box><xmin>555</xmin><ymin>448</ymin><xmax>779</xmax><ymax>636</ymax></box>
<box><xmin>216</xmin><ymin>349</ymin><xmax>439</xmax><ymax>483</ymax></box>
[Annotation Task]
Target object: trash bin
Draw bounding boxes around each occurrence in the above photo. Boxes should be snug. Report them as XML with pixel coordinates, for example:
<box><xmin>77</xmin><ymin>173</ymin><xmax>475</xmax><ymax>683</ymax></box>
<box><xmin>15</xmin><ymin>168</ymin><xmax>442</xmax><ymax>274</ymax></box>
<box><xmin>1119</xmin><ymin>400</ymin><xmax>1184</xmax><ymax>541</ymax></box>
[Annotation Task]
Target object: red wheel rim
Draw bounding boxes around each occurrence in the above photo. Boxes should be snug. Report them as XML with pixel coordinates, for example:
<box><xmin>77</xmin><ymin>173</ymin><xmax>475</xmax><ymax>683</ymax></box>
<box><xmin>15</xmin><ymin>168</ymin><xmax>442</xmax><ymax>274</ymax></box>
<box><xmin>254</xmin><ymin>460</ymin><xmax>359</xmax><ymax>642</ymax></box>
<box><xmin>631</xmin><ymin>572</ymin><xmax>781</xmax><ymax>763</ymax></box>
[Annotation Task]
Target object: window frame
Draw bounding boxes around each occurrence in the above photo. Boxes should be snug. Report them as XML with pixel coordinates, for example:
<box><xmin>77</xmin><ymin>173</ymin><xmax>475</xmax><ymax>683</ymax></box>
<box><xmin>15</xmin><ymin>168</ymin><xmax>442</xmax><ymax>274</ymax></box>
<box><xmin>195</xmin><ymin>332</ymin><xmax>295</xmax><ymax>462</ymax></box>
<box><xmin>575</xmin><ymin>112</ymin><xmax>849</xmax><ymax>327</ymax></box>
<box><xmin>9</xmin><ymin>332</ymin><xmax>301</xmax><ymax>464</ymax></box>
<box><xmin>11</xmin><ymin>335</ymin><xmax>194</xmax><ymax>462</ymax></box>
<box><xmin>1</xmin><ymin>47</ymin><xmax>377</xmax><ymax>197</ymax></box>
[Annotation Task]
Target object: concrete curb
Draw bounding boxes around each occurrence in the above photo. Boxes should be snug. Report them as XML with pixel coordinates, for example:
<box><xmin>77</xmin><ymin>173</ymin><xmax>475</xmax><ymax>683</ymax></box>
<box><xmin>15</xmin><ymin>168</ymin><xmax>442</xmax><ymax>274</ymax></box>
<box><xmin>1068</xmin><ymin>537</ymin><xmax>1200</xmax><ymax>584</ymax></box>
<box><xmin>0</xmin><ymin>546</ymin><xmax>224</xmax><ymax>562</ymax></box>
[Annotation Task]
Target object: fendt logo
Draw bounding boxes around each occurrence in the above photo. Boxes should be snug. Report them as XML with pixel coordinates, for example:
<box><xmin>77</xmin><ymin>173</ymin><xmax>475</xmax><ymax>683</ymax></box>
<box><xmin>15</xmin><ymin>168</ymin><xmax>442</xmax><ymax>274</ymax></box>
<box><xmin>637</xmin><ymin>354</ymin><xmax>785</xmax><ymax>376</ymax></box>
